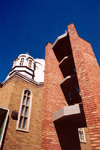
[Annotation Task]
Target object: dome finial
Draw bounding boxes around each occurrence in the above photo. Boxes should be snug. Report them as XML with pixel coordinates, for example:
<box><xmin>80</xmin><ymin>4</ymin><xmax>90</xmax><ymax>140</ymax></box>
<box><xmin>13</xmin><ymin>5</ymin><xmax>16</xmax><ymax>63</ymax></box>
<box><xmin>26</xmin><ymin>46</ymin><xmax>30</xmax><ymax>55</ymax></box>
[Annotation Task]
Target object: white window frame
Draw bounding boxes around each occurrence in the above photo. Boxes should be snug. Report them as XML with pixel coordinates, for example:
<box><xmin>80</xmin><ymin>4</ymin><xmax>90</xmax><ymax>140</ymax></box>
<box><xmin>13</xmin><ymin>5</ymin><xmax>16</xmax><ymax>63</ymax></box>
<box><xmin>16</xmin><ymin>88</ymin><xmax>32</xmax><ymax>132</ymax></box>
<box><xmin>0</xmin><ymin>106</ymin><xmax>9</xmax><ymax>148</ymax></box>
<box><xmin>20</xmin><ymin>58</ymin><xmax>24</xmax><ymax>66</ymax></box>
<box><xmin>28</xmin><ymin>59</ymin><xmax>33</xmax><ymax>69</ymax></box>
<box><xmin>78</xmin><ymin>128</ymin><xmax>86</xmax><ymax>143</ymax></box>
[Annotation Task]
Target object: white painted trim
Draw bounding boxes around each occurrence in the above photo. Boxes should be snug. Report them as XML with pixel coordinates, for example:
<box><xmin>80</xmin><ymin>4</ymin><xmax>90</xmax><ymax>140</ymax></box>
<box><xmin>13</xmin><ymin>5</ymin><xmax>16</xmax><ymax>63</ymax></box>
<box><xmin>16</xmin><ymin>88</ymin><xmax>32</xmax><ymax>132</ymax></box>
<box><xmin>52</xmin><ymin>32</ymin><xmax>68</xmax><ymax>49</ymax></box>
<box><xmin>3</xmin><ymin>72</ymin><xmax>44</xmax><ymax>87</ymax></box>
<box><xmin>78</xmin><ymin>128</ymin><xmax>86</xmax><ymax>143</ymax></box>
<box><xmin>0</xmin><ymin>106</ymin><xmax>9</xmax><ymax>148</ymax></box>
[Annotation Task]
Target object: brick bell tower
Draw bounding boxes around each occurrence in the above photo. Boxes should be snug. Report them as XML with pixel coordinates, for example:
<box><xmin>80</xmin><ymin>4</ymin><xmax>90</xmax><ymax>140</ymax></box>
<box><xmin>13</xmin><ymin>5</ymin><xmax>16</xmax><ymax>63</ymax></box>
<box><xmin>41</xmin><ymin>23</ymin><xmax>100</xmax><ymax>150</ymax></box>
<box><xmin>0</xmin><ymin>52</ymin><xmax>44</xmax><ymax>149</ymax></box>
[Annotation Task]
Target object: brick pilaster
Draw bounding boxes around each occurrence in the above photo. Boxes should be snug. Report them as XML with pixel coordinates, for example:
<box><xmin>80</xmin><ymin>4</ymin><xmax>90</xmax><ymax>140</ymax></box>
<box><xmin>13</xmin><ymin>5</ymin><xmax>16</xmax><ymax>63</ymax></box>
<box><xmin>41</xmin><ymin>43</ymin><xmax>66</xmax><ymax>149</ymax></box>
<box><xmin>68</xmin><ymin>23</ymin><xmax>100</xmax><ymax>149</ymax></box>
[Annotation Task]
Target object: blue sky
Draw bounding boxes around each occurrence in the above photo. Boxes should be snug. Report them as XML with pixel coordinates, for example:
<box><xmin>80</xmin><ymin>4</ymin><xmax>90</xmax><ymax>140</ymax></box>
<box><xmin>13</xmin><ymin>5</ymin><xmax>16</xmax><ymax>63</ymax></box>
<box><xmin>0</xmin><ymin>0</ymin><xmax>100</xmax><ymax>82</ymax></box>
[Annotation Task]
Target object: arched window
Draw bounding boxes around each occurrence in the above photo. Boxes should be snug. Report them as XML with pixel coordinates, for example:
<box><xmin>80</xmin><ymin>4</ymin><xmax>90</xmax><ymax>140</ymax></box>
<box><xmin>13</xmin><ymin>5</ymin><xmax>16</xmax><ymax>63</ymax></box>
<box><xmin>16</xmin><ymin>89</ymin><xmax>32</xmax><ymax>132</ymax></box>
<box><xmin>28</xmin><ymin>60</ymin><xmax>32</xmax><ymax>69</ymax></box>
<box><xmin>20</xmin><ymin>58</ymin><xmax>24</xmax><ymax>66</ymax></box>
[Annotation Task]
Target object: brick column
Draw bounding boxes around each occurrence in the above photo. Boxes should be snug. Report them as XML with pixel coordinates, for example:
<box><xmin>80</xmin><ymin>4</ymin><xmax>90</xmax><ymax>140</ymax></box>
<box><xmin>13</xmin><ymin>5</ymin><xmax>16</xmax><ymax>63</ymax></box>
<box><xmin>68</xmin><ymin>23</ymin><xmax>100</xmax><ymax>149</ymax></box>
<box><xmin>41</xmin><ymin>43</ymin><xmax>66</xmax><ymax>149</ymax></box>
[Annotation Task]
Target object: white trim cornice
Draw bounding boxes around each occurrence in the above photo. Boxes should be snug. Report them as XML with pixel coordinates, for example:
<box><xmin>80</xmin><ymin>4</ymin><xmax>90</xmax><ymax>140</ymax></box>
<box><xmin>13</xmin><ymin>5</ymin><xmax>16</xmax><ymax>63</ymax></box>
<box><xmin>2</xmin><ymin>72</ymin><xmax>44</xmax><ymax>87</ymax></box>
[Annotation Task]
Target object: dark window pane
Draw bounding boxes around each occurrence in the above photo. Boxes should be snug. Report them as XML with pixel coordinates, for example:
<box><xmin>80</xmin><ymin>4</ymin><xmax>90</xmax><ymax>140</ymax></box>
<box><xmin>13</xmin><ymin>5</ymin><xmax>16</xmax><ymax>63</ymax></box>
<box><xmin>25</xmin><ymin>107</ymin><xmax>28</xmax><ymax>117</ymax></box>
<box><xmin>0</xmin><ymin>110</ymin><xmax>7</xmax><ymax>140</ymax></box>
<box><xmin>26</xmin><ymin>97</ymin><xmax>29</xmax><ymax>106</ymax></box>
<box><xmin>24</xmin><ymin>90</ymin><xmax>27</xmax><ymax>94</ymax></box>
<box><xmin>19</xmin><ymin>116</ymin><xmax>23</xmax><ymax>128</ymax></box>
<box><xmin>21</xmin><ymin>106</ymin><xmax>25</xmax><ymax>116</ymax></box>
<box><xmin>23</xmin><ymin>96</ymin><xmax>26</xmax><ymax>104</ymax></box>
<box><xmin>27</xmin><ymin>91</ymin><xmax>30</xmax><ymax>96</ymax></box>
<box><xmin>23</xmin><ymin>118</ymin><xmax>27</xmax><ymax>129</ymax></box>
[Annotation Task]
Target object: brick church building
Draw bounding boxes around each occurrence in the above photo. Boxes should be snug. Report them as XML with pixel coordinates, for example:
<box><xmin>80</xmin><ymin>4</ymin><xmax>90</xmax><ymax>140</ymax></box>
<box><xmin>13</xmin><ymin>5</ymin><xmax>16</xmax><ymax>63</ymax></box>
<box><xmin>0</xmin><ymin>23</ymin><xmax>100</xmax><ymax>150</ymax></box>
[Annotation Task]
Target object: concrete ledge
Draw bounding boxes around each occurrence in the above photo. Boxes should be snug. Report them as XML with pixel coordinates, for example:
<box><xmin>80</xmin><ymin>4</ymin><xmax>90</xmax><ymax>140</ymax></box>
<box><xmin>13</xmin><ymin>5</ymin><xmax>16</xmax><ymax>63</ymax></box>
<box><xmin>52</xmin><ymin>32</ymin><xmax>71</xmax><ymax>62</ymax></box>
<box><xmin>53</xmin><ymin>104</ymin><xmax>81</xmax><ymax>121</ymax></box>
<box><xmin>59</xmin><ymin>55</ymin><xmax>74</xmax><ymax>68</ymax></box>
<box><xmin>52</xmin><ymin>32</ymin><xmax>68</xmax><ymax>49</ymax></box>
<box><xmin>53</xmin><ymin>104</ymin><xmax>86</xmax><ymax>127</ymax></box>
<box><xmin>60</xmin><ymin>74</ymin><xmax>77</xmax><ymax>88</ymax></box>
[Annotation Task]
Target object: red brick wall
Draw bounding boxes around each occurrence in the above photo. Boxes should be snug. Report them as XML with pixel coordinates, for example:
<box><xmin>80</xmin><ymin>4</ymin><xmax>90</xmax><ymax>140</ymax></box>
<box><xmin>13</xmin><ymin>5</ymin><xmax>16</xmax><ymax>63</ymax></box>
<box><xmin>68</xmin><ymin>23</ymin><xmax>100</xmax><ymax>150</ymax></box>
<box><xmin>0</xmin><ymin>79</ymin><xmax>15</xmax><ymax>107</ymax></box>
<box><xmin>80</xmin><ymin>128</ymin><xmax>92</xmax><ymax>150</ymax></box>
<box><xmin>41</xmin><ymin>43</ymin><xmax>66</xmax><ymax>149</ymax></box>
<box><xmin>0</xmin><ymin>76</ymin><xmax>43</xmax><ymax>150</ymax></box>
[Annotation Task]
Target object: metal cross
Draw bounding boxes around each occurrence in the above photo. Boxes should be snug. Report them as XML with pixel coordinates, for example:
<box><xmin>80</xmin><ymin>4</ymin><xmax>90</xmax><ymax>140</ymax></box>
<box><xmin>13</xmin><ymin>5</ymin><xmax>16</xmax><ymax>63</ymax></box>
<box><xmin>27</xmin><ymin>46</ymin><xmax>30</xmax><ymax>53</ymax></box>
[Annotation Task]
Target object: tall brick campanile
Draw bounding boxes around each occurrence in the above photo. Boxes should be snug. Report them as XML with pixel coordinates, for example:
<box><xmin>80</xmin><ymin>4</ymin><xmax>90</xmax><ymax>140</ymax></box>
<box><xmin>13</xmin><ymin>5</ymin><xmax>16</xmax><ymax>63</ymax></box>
<box><xmin>68</xmin><ymin>23</ymin><xmax>100</xmax><ymax>149</ymax></box>
<box><xmin>42</xmin><ymin>23</ymin><xmax>100</xmax><ymax>150</ymax></box>
<box><xmin>41</xmin><ymin>43</ymin><xmax>66</xmax><ymax>149</ymax></box>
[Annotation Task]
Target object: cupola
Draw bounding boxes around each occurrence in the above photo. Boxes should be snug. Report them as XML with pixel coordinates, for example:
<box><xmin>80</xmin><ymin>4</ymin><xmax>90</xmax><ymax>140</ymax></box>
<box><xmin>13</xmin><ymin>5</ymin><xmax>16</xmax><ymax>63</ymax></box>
<box><xmin>5</xmin><ymin>53</ymin><xmax>45</xmax><ymax>83</ymax></box>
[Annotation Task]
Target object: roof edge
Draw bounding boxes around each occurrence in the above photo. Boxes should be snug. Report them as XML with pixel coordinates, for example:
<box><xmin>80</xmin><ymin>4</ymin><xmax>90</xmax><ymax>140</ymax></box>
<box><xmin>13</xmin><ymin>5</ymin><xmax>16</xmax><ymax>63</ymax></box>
<box><xmin>2</xmin><ymin>72</ymin><xmax>44</xmax><ymax>88</ymax></box>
